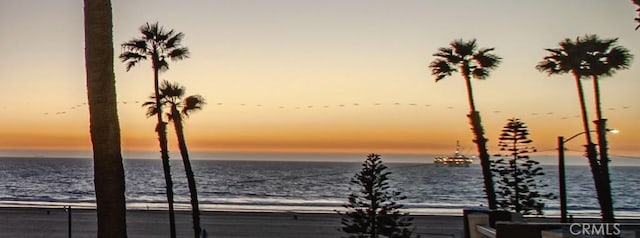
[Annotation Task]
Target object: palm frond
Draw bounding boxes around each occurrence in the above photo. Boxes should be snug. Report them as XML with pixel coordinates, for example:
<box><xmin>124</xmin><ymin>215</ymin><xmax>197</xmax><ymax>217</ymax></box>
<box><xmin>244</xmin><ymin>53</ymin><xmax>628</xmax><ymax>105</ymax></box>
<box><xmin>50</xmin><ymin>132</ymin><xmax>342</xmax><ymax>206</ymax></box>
<box><xmin>166</xmin><ymin>32</ymin><xmax>185</xmax><ymax>49</ymax></box>
<box><xmin>158</xmin><ymin>29</ymin><xmax>174</xmax><ymax>42</ymax></box>
<box><xmin>632</xmin><ymin>0</ymin><xmax>640</xmax><ymax>31</ymax></box>
<box><xmin>146</xmin><ymin>106</ymin><xmax>158</xmax><ymax>118</ymax></box>
<box><xmin>577</xmin><ymin>35</ymin><xmax>633</xmax><ymax>78</ymax></box>
<box><xmin>119</xmin><ymin>52</ymin><xmax>146</xmax><ymax>63</ymax></box>
<box><xmin>633</xmin><ymin>1</ymin><xmax>640</xmax><ymax>30</ymax></box>
<box><xmin>126</xmin><ymin>22</ymin><xmax>189</xmax><ymax>73</ymax></box>
<box><xmin>607</xmin><ymin>46</ymin><xmax>633</xmax><ymax>70</ymax></box>
<box><xmin>451</xmin><ymin>39</ymin><xmax>476</xmax><ymax>58</ymax></box>
<box><xmin>140</xmin><ymin>22</ymin><xmax>156</xmax><ymax>40</ymax></box>
<box><xmin>142</xmin><ymin>99</ymin><xmax>159</xmax><ymax>118</ymax></box>
<box><xmin>153</xmin><ymin>22</ymin><xmax>163</xmax><ymax>39</ymax></box>
<box><xmin>636</xmin><ymin>7</ymin><xmax>640</xmax><ymax>29</ymax></box>
<box><xmin>182</xmin><ymin>95</ymin><xmax>206</xmax><ymax>117</ymax></box>
<box><xmin>156</xmin><ymin>28</ymin><xmax>171</xmax><ymax>42</ymax></box>
<box><xmin>141</xmin><ymin>100</ymin><xmax>155</xmax><ymax>107</ymax></box>
<box><xmin>159</xmin><ymin>80</ymin><xmax>186</xmax><ymax>101</ymax></box>
<box><xmin>537</xmin><ymin>39</ymin><xmax>586</xmax><ymax>76</ymax></box>
<box><xmin>473</xmin><ymin>48</ymin><xmax>501</xmax><ymax>69</ymax></box>
<box><xmin>558</xmin><ymin>38</ymin><xmax>577</xmax><ymax>51</ymax></box>
<box><xmin>124</xmin><ymin>60</ymin><xmax>140</xmax><ymax>72</ymax></box>
<box><xmin>168</xmin><ymin>47</ymin><xmax>190</xmax><ymax>61</ymax></box>
<box><xmin>121</xmin><ymin>39</ymin><xmax>148</xmax><ymax>53</ymax></box>
<box><xmin>579</xmin><ymin>35</ymin><xmax>605</xmax><ymax>52</ymax></box>
<box><xmin>157</xmin><ymin>59</ymin><xmax>170</xmax><ymax>72</ymax></box>
<box><xmin>431</xmin><ymin>39</ymin><xmax>499</xmax><ymax>82</ymax></box>
<box><xmin>433</xmin><ymin>47</ymin><xmax>462</xmax><ymax>64</ymax></box>
<box><xmin>544</xmin><ymin>48</ymin><xmax>564</xmax><ymax>56</ymax></box>
<box><xmin>119</xmin><ymin>42</ymin><xmax>148</xmax><ymax>72</ymax></box>
<box><xmin>429</xmin><ymin>59</ymin><xmax>455</xmax><ymax>82</ymax></box>
<box><xmin>540</xmin><ymin>37</ymin><xmax>627</xmax><ymax>80</ymax></box>
<box><xmin>143</xmin><ymin>92</ymin><xmax>177</xmax><ymax>119</ymax></box>
<box><xmin>536</xmin><ymin>58</ymin><xmax>561</xmax><ymax>75</ymax></box>
<box><xmin>471</xmin><ymin>68</ymin><xmax>490</xmax><ymax>80</ymax></box>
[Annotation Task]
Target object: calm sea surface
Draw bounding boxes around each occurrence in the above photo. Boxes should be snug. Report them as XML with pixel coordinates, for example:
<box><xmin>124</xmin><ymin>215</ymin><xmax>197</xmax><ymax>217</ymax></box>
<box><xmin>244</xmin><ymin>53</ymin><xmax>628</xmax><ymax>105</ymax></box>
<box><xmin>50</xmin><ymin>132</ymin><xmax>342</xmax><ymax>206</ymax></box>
<box><xmin>0</xmin><ymin>157</ymin><xmax>638</xmax><ymax>218</ymax></box>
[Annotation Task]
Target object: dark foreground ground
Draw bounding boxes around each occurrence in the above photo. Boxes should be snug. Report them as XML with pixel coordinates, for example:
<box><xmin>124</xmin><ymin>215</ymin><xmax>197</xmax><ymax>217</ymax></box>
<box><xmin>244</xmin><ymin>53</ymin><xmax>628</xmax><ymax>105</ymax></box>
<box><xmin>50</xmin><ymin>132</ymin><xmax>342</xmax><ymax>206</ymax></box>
<box><xmin>0</xmin><ymin>207</ymin><xmax>465</xmax><ymax>238</ymax></box>
<box><xmin>2</xmin><ymin>207</ymin><xmax>639</xmax><ymax>237</ymax></box>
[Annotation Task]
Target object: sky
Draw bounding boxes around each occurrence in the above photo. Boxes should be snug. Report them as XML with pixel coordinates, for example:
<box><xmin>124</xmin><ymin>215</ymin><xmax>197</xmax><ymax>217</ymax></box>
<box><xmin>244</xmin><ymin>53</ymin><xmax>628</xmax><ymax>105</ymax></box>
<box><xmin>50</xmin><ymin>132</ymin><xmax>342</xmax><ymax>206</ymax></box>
<box><xmin>0</xmin><ymin>0</ymin><xmax>639</xmax><ymax>161</ymax></box>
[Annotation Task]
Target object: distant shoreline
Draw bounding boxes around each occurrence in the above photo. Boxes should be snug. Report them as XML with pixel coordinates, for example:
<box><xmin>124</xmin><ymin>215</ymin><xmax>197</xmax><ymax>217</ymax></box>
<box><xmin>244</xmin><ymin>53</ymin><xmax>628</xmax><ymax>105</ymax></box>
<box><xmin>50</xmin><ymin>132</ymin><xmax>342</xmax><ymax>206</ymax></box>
<box><xmin>1</xmin><ymin>154</ymin><xmax>639</xmax><ymax>166</ymax></box>
<box><xmin>0</xmin><ymin>150</ymin><xmax>639</xmax><ymax>165</ymax></box>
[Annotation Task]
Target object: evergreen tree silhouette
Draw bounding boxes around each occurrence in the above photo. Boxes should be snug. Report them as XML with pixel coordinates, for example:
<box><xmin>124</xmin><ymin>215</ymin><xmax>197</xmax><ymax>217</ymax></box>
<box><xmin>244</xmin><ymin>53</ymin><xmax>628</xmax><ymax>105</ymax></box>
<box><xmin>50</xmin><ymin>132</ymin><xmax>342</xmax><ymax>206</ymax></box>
<box><xmin>492</xmin><ymin>118</ymin><xmax>554</xmax><ymax>215</ymax></box>
<box><xmin>339</xmin><ymin>154</ymin><xmax>413</xmax><ymax>238</ymax></box>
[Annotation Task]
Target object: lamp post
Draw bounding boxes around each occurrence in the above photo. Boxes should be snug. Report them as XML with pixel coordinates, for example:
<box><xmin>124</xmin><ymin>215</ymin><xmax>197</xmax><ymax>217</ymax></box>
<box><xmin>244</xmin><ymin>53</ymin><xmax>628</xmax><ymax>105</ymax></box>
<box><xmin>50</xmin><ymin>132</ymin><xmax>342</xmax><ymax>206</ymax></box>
<box><xmin>557</xmin><ymin>129</ymin><xmax>618</xmax><ymax>223</ymax></box>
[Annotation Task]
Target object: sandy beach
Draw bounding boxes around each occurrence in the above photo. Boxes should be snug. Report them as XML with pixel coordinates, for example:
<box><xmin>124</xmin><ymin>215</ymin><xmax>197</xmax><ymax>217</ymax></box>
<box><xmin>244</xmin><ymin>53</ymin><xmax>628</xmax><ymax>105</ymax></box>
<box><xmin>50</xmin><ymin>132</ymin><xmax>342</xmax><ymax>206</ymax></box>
<box><xmin>0</xmin><ymin>207</ymin><xmax>465</xmax><ymax>238</ymax></box>
<box><xmin>2</xmin><ymin>207</ymin><xmax>640</xmax><ymax>237</ymax></box>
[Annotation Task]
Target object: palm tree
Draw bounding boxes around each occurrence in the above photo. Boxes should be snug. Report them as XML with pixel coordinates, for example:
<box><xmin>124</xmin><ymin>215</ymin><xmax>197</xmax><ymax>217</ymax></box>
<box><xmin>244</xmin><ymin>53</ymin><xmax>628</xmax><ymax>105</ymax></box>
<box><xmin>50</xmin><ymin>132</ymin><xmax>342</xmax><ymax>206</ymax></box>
<box><xmin>581</xmin><ymin>35</ymin><xmax>632</xmax><ymax>122</ymax></box>
<box><xmin>581</xmin><ymin>35</ymin><xmax>632</xmax><ymax>222</ymax></box>
<box><xmin>144</xmin><ymin>81</ymin><xmax>206</xmax><ymax>238</ymax></box>
<box><xmin>633</xmin><ymin>0</ymin><xmax>640</xmax><ymax>30</ymax></box>
<box><xmin>83</xmin><ymin>0</ymin><xmax>127</xmax><ymax>236</ymax></box>
<box><xmin>120</xmin><ymin>22</ymin><xmax>189</xmax><ymax>238</ymax></box>
<box><xmin>536</xmin><ymin>36</ymin><xmax>607</xmax><ymax>222</ymax></box>
<box><xmin>429</xmin><ymin>39</ymin><xmax>501</xmax><ymax>209</ymax></box>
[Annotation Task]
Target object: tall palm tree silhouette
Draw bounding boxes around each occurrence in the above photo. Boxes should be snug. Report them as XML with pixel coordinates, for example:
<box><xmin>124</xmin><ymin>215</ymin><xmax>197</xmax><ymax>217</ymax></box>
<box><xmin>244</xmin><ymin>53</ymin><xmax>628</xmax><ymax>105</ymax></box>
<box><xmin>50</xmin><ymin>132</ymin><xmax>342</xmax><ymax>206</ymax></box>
<box><xmin>144</xmin><ymin>81</ymin><xmax>206</xmax><ymax>238</ymax></box>
<box><xmin>83</xmin><ymin>0</ymin><xmax>127</xmax><ymax>236</ymax></box>
<box><xmin>582</xmin><ymin>35</ymin><xmax>632</xmax><ymax>222</ymax></box>
<box><xmin>120</xmin><ymin>22</ymin><xmax>189</xmax><ymax>238</ymax></box>
<box><xmin>536</xmin><ymin>36</ymin><xmax>608</xmax><ymax>221</ymax></box>
<box><xmin>84</xmin><ymin>0</ymin><xmax>127</xmax><ymax>238</ymax></box>
<box><xmin>429</xmin><ymin>39</ymin><xmax>501</xmax><ymax>209</ymax></box>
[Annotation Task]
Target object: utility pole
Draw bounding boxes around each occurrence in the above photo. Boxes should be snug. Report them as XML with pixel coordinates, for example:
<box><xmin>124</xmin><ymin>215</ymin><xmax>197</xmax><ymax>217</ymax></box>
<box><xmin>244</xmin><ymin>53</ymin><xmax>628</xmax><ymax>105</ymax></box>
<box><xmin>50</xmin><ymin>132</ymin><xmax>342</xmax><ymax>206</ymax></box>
<box><xmin>557</xmin><ymin>136</ymin><xmax>568</xmax><ymax>223</ymax></box>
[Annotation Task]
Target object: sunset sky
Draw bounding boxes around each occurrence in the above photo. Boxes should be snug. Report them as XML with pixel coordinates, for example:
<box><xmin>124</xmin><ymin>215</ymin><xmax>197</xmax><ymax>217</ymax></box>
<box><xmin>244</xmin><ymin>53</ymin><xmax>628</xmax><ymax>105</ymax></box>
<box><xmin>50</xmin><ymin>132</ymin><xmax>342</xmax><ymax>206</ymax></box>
<box><xmin>0</xmin><ymin>0</ymin><xmax>639</xmax><ymax>159</ymax></box>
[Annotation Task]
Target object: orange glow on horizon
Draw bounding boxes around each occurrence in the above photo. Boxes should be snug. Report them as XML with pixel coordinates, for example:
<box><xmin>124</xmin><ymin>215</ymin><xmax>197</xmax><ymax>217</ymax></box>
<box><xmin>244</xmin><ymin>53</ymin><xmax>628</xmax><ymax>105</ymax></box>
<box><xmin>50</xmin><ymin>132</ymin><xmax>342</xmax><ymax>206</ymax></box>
<box><xmin>2</xmin><ymin>120</ymin><xmax>639</xmax><ymax>157</ymax></box>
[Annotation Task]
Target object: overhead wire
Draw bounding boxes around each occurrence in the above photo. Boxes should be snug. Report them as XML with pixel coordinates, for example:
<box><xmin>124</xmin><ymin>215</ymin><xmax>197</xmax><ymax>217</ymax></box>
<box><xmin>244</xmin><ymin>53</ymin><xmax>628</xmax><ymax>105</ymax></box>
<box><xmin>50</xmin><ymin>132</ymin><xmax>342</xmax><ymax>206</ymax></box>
<box><xmin>39</xmin><ymin>100</ymin><xmax>633</xmax><ymax>123</ymax></box>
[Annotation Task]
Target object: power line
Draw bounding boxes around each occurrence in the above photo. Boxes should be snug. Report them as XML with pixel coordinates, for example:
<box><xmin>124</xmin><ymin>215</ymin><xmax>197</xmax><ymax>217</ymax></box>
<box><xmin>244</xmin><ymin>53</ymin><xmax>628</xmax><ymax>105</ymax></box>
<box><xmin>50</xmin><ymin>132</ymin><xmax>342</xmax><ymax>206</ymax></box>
<box><xmin>610</xmin><ymin>154</ymin><xmax>640</xmax><ymax>160</ymax></box>
<box><xmin>531</xmin><ymin>148</ymin><xmax>558</xmax><ymax>153</ymax></box>
<box><xmin>548</xmin><ymin>148</ymin><xmax>640</xmax><ymax>160</ymax></box>
<box><xmin>39</xmin><ymin>100</ymin><xmax>634</xmax><ymax>121</ymax></box>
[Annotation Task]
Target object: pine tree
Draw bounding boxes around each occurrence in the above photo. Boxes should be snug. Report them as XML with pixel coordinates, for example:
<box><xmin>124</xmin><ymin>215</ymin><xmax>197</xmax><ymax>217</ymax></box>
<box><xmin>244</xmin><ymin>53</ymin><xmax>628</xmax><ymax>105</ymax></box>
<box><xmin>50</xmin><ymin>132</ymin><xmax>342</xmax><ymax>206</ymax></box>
<box><xmin>492</xmin><ymin>118</ymin><xmax>554</xmax><ymax>215</ymax></box>
<box><xmin>339</xmin><ymin>153</ymin><xmax>413</xmax><ymax>238</ymax></box>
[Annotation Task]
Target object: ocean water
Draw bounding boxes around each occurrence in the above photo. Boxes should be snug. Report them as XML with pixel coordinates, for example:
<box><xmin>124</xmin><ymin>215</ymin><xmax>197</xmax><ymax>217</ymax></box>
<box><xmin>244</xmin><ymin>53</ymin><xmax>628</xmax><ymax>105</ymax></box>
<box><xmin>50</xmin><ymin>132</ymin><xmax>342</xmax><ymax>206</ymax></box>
<box><xmin>0</xmin><ymin>157</ymin><xmax>638</xmax><ymax>218</ymax></box>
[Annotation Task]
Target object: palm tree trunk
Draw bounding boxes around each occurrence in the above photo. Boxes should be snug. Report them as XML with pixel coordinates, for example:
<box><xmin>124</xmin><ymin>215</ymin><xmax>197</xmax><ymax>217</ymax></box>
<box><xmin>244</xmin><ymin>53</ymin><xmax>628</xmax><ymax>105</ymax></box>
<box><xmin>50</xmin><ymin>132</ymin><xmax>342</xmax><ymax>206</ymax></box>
<box><xmin>83</xmin><ymin>0</ymin><xmax>127</xmax><ymax>236</ymax></box>
<box><xmin>574</xmin><ymin>73</ymin><xmax>596</xmax><ymax>162</ymax></box>
<box><xmin>462</xmin><ymin>63</ymin><xmax>477</xmax><ymax>112</ymax></box>
<box><xmin>573</xmin><ymin>73</ymin><xmax>608</xmax><ymax>221</ymax></box>
<box><xmin>592</xmin><ymin>76</ymin><xmax>615</xmax><ymax>222</ymax></box>
<box><xmin>153</xmin><ymin>54</ymin><xmax>177</xmax><ymax>238</ymax></box>
<box><xmin>158</xmin><ymin>122</ymin><xmax>176</xmax><ymax>238</ymax></box>
<box><xmin>592</xmin><ymin>76</ymin><xmax>603</xmax><ymax>121</ymax></box>
<box><xmin>468</xmin><ymin>112</ymin><xmax>496</xmax><ymax>209</ymax></box>
<box><xmin>462</xmin><ymin>66</ymin><xmax>497</xmax><ymax>209</ymax></box>
<box><xmin>171</xmin><ymin>107</ymin><xmax>202</xmax><ymax>238</ymax></box>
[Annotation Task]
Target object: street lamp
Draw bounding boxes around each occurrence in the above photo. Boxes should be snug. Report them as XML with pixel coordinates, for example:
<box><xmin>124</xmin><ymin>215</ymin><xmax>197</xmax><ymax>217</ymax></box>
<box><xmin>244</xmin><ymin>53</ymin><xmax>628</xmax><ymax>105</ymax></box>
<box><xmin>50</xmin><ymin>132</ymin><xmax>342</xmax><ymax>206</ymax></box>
<box><xmin>557</xmin><ymin>128</ymin><xmax>618</xmax><ymax>223</ymax></box>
